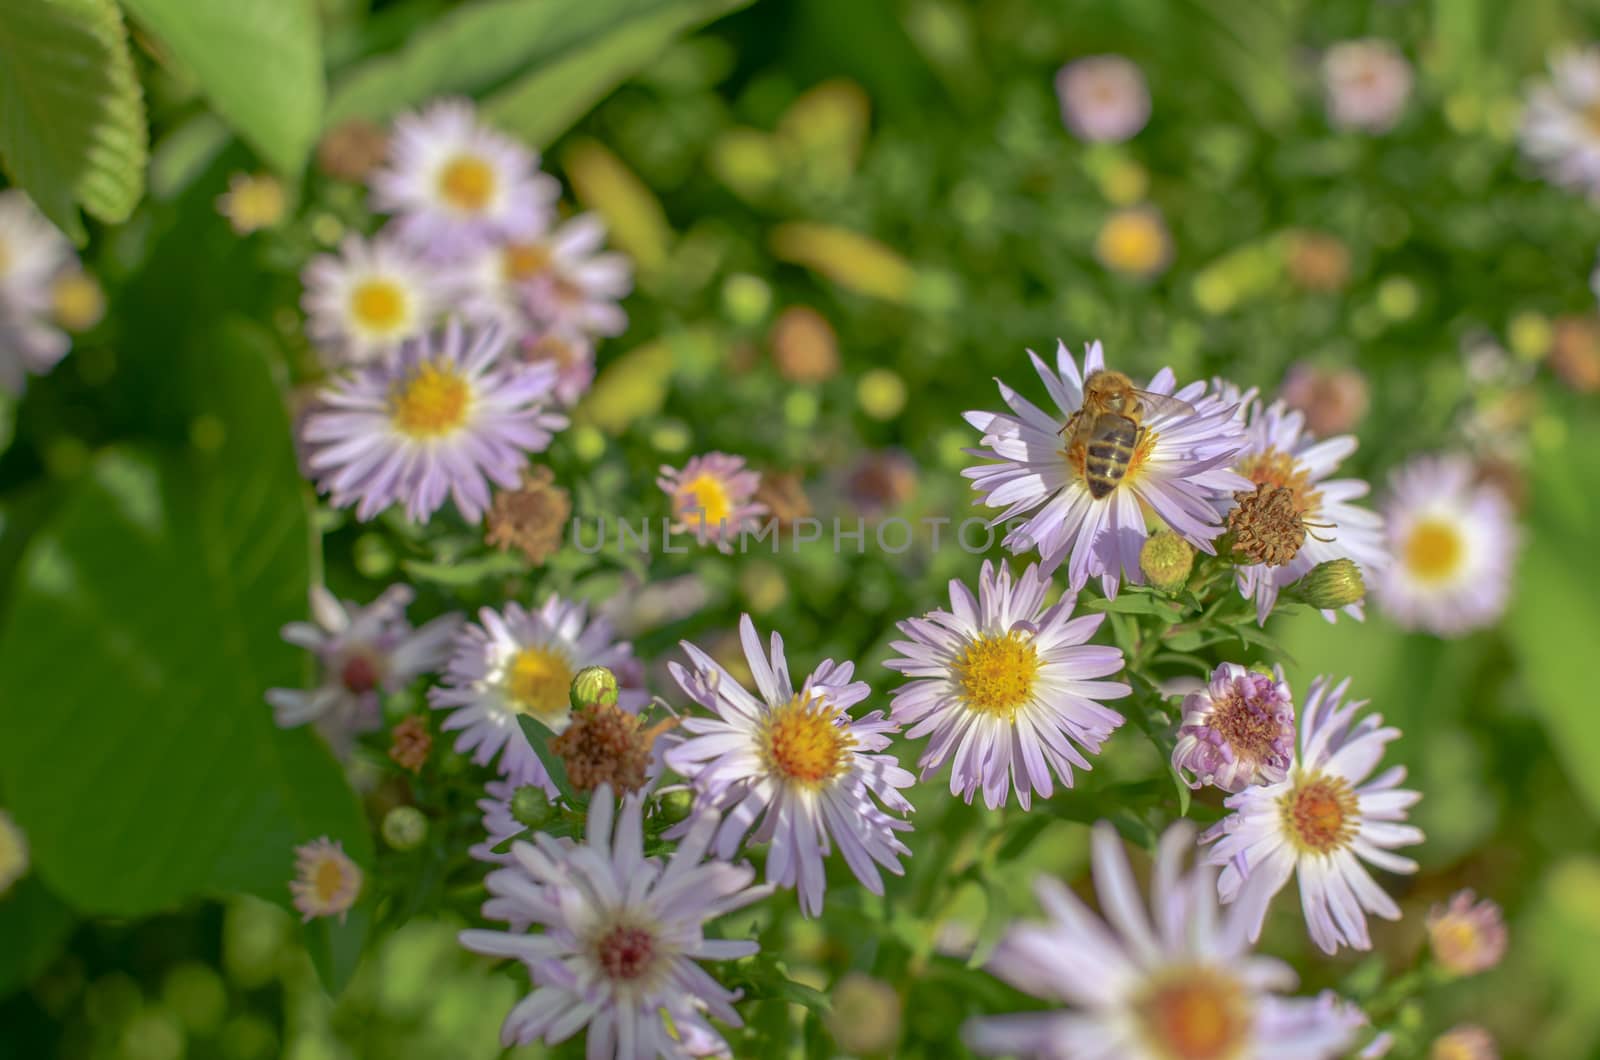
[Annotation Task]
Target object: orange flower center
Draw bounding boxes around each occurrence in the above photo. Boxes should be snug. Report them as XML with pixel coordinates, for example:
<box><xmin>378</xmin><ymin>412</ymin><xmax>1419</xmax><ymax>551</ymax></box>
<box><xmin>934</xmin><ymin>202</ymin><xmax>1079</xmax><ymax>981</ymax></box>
<box><xmin>1136</xmin><ymin>970</ymin><xmax>1252</xmax><ymax>1060</ymax></box>
<box><xmin>1279</xmin><ymin>772</ymin><xmax>1360</xmax><ymax>855</ymax></box>
<box><xmin>1402</xmin><ymin>519</ymin><xmax>1464</xmax><ymax>582</ymax></box>
<box><xmin>389</xmin><ymin>361</ymin><xmax>471</xmax><ymax>438</ymax></box>
<box><xmin>956</xmin><ymin>631</ymin><xmax>1039</xmax><ymax>719</ymax></box>
<box><xmin>503</xmin><ymin>241</ymin><xmax>552</xmax><ymax>282</ymax></box>
<box><xmin>438</xmin><ymin>155</ymin><xmax>496</xmax><ymax>212</ymax></box>
<box><xmin>761</xmin><ymin>695</ymin><xmax>854</xmax><ymax>785</ymax></box>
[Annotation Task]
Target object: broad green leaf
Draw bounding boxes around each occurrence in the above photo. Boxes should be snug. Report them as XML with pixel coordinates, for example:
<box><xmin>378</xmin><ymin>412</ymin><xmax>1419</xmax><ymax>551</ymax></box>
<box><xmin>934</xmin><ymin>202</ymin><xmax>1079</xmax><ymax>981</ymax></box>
<box><xmin>0</xmin><ymin>0</ymin><xmax>147</xmax><ymax>240</ymax></box>
<box><xmin>327</xmin><ymin>0</ymin><xmax>750</xmax><ymax>131</ymax></box>
<box><xmin>304</xmin><ymin>902</ymin><xmax>370</xmax><ymax>997</ymax></box>
<box><xmin>0</xmin><ymin>327</ymin><xmax>367</xmax><ymax>916</ymax></box>
<box><xmin>0</xmin><ymin>876</ymin><xmax>75</xmax><ymax>997</ymax></box>
<box><xmin>515</xmin><ymin>714</ymin><xmax>582</xmax><ymax>807</ymax></box>
<box><xmin>119</xmin><ymin>0</ymin><xmax>322</xmax><ymax>173</ymax></box>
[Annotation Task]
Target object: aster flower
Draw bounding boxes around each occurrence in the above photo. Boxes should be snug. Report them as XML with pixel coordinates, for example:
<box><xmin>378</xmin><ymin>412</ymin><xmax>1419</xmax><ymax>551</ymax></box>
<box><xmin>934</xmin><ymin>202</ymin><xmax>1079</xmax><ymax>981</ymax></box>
<box><xmin>883</xmin><ymin>560</ymin><xmax>1130</xmax><ymax>810</ymax></box>
<box><xmin>1322</xmin><ymin>40</ymin><xmax>1413</xmax><ymax>133</ymax></box>
<box><xmin>520</xmin><ymin>326</ymin><xmax>597</xmax><ymax>406</ymax></box>
<box><xmin>1054</xmin><ymin>56</ymin><xmax>1151</xmax><ymax>143</ymax></box>
<box><xmin>1280</xmin><ymin>362</ymin><xmax>1369</xmax><ymax>436</ymax></box>
<box><xmin>965</xmin><ymin>821</ymin><xmax>1360</xmax><ymax>1060</ymax></box>
<box><xmin>429</xmin><ymin>594</ymin><xmax>645</xmax><ymax>792</ymax></box>
<box><xmin>1371</xmin><ymin>455</ymin><xmax>1517</xmax><ymax>635</ymax></box>
<box><xmin>666</xmin><ymin>615</ymin><xmax>915</xmax><ymax>917</ymax></box>
<box><xmin>301</xmin><ymin>320</ymin><xmax>568</xmax><ymax>523</ymax></box>
<box><xmin>1202</xmin><ymin>675</ymin><xmax>1424</xmax><ymax>955</ymax></box>
<box><xmin>1431</xmin><ymin>1025</ymin><xmax>1498</xmax><ymax>1060</ymax></box>
<box><xmin>460</xmin><ymin>786</ymin><xmax>771</xmax><ymax>1056</ymax></box>
<box><xmin>0</xmin><ymin>304</ymin><xmax>70</xmax><ymax>395</ymax></box>
<box><xmin>265</xmin><ymin>584</ymin><xmax>459</xmax><ymax>751</ymax></box>
<box><xmin>371</xmin><ymin>99</ymin><xmax>558</xmax><ymax>258</ymax></box>
<box><xmin>0</xmin><ymin>190</ymin><xmax>76</xmax><ymax>393</ymax></box>
<box><xmin>964</xmin><ymin>340</ymin><xmax>1251</xmax><ymax>596</ymax></box>
<box><xmin>216</xmin><ymin>172</ymin><xmax>287</xmax><ymax>234</ymax></box>
<box><xmin>470</xmin><ymin>779</ymin><xmax>528</xmax><ymax>865</ymax></box>
<box><xmin>658</xmin><ymin>453</ymin><xmax>768</xmax><ymax>550</ymax></box>
<box><xmin>1172</xmin><ymin>663</ymin><xmax>1296</xmax><ymax>793</ymax></box>
<box><xmin>289</xmin><ymin>836</ymin><xmax>363</xmax><ymax>922</ymax></box>
<box><xmin>1427</xmin><ymin>889</ymin><xmax>1508</xmax><ymax>976</ymax></box>
<box><xmin>457</xmin><ymin>212</ymin><xmax>632</xmax><ymax>340</ymax></box>
<box><xmin>0</xmin><ymin>809</ymin><xmax>29</xmax><ymax>897</ymax></box>
<box><xmin>1220</xmin><ymin>392</ymin><xmax>1388</xmax><ymax>623</ymax></box>
<box><xmin>1521</xmin><ymin>48</ymin><xmax>1600</xmax><ymax>199</ymax></box>
<box><xmin>300</xmin><ymin>234</ymin><xmax>441</xmax><ymax>366</ymax></box>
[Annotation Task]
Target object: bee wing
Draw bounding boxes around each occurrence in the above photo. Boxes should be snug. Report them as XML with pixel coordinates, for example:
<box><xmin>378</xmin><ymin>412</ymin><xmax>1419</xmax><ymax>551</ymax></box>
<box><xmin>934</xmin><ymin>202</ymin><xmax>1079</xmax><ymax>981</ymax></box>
<box><xmin>1131</xmin><ymin>388</ymin><xmax>1199</xmax><ymax>420</ymax></box>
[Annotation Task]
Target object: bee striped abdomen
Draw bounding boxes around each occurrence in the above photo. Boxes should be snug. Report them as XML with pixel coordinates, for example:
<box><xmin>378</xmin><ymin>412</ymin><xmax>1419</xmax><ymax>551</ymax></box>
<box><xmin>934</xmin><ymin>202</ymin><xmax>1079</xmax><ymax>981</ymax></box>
<box><xmin>1083</xmin><ymin>415</ymin><xmax>1139</xmax><ymax>499</ymax></box>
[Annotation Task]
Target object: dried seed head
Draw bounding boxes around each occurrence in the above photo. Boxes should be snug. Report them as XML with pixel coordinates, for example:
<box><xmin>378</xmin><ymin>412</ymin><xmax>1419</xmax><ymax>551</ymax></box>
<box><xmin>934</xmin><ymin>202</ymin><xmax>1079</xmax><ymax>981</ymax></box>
<box><xmin>317</xmin><ymin>119</ymin><xmax>390</xmax><ymax>183</ymax></box>
<box><xmin>550</xmin><ymin>702</ymin><xmax>677</xmax><ymax>795</ymax></box>
<box><xmin>485</xmin><ymin>465</ymin><xmax>571</xmax><ymax>566</ymax></box>
<box><xmin>1228</xmin><ymin>484</ymin><xmax>1308</xmax><ymax>567</ymax></box>
<box><xmin>387</xmin><ymin>715</ymin><xmax>432</xmax><ymax>773</ymax></box>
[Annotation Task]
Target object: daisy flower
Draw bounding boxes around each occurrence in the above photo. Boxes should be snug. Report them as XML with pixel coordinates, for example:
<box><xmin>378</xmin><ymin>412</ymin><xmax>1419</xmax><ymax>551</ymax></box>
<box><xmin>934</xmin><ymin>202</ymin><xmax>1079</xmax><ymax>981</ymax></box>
<box><xmin>965</xmin><ymin>821</ymin><xmax>1360</xmax><ymax>1060</ymax></box>
<box><xmin>1322</xmin><ymin>40</ymin><xmax>1413</xmax><ymax>134</ymax></box>
<box><xmin>300</xmin><ymin>234</ymin><xmax>441</xmax><ymax>366</ymax></box>
<box><xmin>289</xmin><ymin>836</ymin><xmax>363</xmax><ymax>922</ymax></box>
<box><xmin>964</xmin><ymin>340</ymin><xmax>1251</xmax><ymax>596</ymax></box>
<box><xmin>457</xmin><ymin>212</ymin><xmax>632</xmax><ymax>339</ymax></box>
<box><xmin>301</xmin><ymin>320</ymin><xmax>568</xmax><ymax>524</ymax></box>
<box><xmin>1521</xmin><ymin>48</ymin><xmax>1600</xmax><ymax>199</ymax></box>
<box><xmin>520</xmin><ymin>326</ymin><xmax>597</xmax><ymax>406</ymax></box>
<box><xmin>1172</xmin><ymin>662</ymin><xmax>1295</xmax><ymax>793</ymax></box>
<box><xmin>372</xmin><ymin>99</ymin><xmax>558</xmax><ymax>258</ymax></box>
<box><xmin>216</xmin><ymin>172</ymin><xmax>287</xmax><ymax>234</ymax></box>
<box><xmin>1202</xmin><ymin>675</ymin><xmax>1424</xmax><ymax>955</ymax></box>
<box><xmin>265</xmin><ymin>584</ymin><xmax>459</xmax><ymax>751</ymax></box>
<box><xmin>0</xmin><ymin>809</ymin><xmax>29</xmax><ymax>897</ymax></box>
<box><xmin>471</xmin><ymin>779</ymin><xmax>528</xmax><ymax>866</ymax></box>
<box><xmin>0</xmin><ymin>305</ymin><xmax>70</xmax><ymax>395</ymax></box>
<box><xmin>1054</xmin><ymin>56</ymin><xmax>1151</xmax><ymax>143</ymax></box>
<box><xmin>1427</xmin><ymin>889</ymin><xmax>1508</xmax><ymax>977</ymax></box>
<box><xmin>1371</xmin><ymin>454</ymin><xmax>1517</xmax><ymax>635</ymax></box>
<box><xmin>657</xmin><ymin>453</ymin><xmax>768</xmax><ymax>550</ymax></box>
<box><xmin>883</xmin><ymin>560</ymin><xmax>1130</xmax><ymax>810</ymax></box>
<box><xmin>429</xmin><ymin>595</ymin><xmax>645</xmax><ymax>792</ymax></box>
<box><xmin>1221</xmin><ymin>392</ymin><xmax>1388</xmax><ymax>623</ymax></box>
<box><xmin>0</xmin><ymin>189</ymin><xmax>73</xmax><ymax>304</ymax></box>
<box><xmin>665</xmin><ymin>615</ymin><xmax>915</xmax><ymax>917</ymax></box>
<box><xmin>460</xmin><ymin>786</ymin><xmax>771</xmax><ymax>1057</ymax></box>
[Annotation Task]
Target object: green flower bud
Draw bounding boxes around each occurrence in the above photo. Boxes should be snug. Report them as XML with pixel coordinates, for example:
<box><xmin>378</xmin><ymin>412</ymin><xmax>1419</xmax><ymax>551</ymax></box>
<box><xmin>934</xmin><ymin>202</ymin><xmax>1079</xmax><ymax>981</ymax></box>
<box><xmin>656</xmin><ymin>788</ymin><xmax>694</xmax><ymax>826</ymax></box>
<box><xmin>380</xmin><ymin>806</ymin><xmax>428</xmax><ymax>852</ymax></box>
<box><xmin>1296</xmin><ymin>559</ymin><xmax>1366</xmax><ymax>610</ymax></box>
<box><xmin>1139</xmin><ymin>530</ymin><xmax>1195</xmax><ymax>592</ymax></box>
<box><xmin>510</xmin><ymin>786</ymin><xmax>554</xmax><ymax>830</ymax></box>
<box><xmin>571</xmin><ymin>665</ymin><xmax>620</xmax><ymax>709</ymax></box>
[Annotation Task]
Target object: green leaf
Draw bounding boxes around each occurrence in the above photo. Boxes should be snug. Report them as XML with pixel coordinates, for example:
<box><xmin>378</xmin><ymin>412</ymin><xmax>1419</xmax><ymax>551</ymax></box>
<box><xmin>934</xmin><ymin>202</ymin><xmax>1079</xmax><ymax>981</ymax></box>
<box><xmin>0</xmin><ymin>327</ymin><xmax>367</xmax><ymax>916</ymax></box>
<box><xmin>0</xmin><ymin>876</ymin><xmax>75</xmax><ymax>997</ymax></box>
<box><xmin>515</xmin><ymin>714</ymin><xmax>582</xmax><ymax>808</ymax></box>
<box><xmin>1083</xmin><ymin>591</ymin><xmax>1169</xmax><ymax>616</ymax></box>
<box><xmin>0</xmin><ymin>0</ymin><xmax>147</xmax><ymax>239</ymax></box>
<box><xmin>119</xmin><ymin>0</ymin><xmax>323</xmax><ymax>173</ymax></box>
<box><xmin>304</xmin><ymin>902</ymin><xmax>370</xmax><ymax>998</ymax></box>
<box><xmin>327</xmin><ymin>0</ymin><xmax>751</xmax><ymax>136</ymax></box>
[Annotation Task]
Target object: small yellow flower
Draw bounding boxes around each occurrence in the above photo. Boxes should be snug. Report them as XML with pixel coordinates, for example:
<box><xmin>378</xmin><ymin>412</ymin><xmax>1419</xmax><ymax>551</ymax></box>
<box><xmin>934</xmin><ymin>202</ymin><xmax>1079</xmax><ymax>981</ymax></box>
<box><xmin>289</xmin><ymin>837</ymin><xmax>362</xmax><ymax>922</ymax></box>
<box><xmin>216</xmin><ymin>173</ymin><xmax>286</xmax><ymax>235</ymax></box>
<box><xmin>51</xmin><ymin>271</ymin><xmax>105</xmax><ymax>332</ymax></box>
<box><xmin>1095</xmin><ymin>207</ymin><xmax>1171</xmax><ymax>278</ymax></box>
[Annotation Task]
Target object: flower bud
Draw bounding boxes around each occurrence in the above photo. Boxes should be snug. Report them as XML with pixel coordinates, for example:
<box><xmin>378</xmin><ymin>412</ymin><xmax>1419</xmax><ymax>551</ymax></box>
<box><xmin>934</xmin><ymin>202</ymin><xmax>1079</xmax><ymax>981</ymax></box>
<box><xmin>510</xmin><ymin>786</ymin><xmax>554</xmax><ymax>829</ymax></box>
<box><xmin>380</xmin><ymin>806</ymin><xmax>428</xmax><ymax>852</ymax></box>
<box><xmin>1296</xmin><ymin>559</ymin><xmax>1366</xmax><ymax>610</ymax></box>
<box><xmin>1139</xmin><ymin>530</ymin><xmax>1195</xmax><ymax>592</ymax></box>
<box><xmin>656</xmin><ymin>787</ymin><xmax>694</xmax><ymax>826</ymax></box>
<box><xmin>571</xmin><ymin>666</ymin><xmax>619</xmax><ymax>709</ymax></box>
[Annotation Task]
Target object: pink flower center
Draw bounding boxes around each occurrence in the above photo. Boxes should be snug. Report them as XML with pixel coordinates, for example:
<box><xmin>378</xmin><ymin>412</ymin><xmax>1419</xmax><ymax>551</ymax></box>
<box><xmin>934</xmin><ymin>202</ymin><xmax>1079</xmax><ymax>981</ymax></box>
<box><xmin>341</xmin><ymin>653</ymin><xmax>380</xmax><ymax>694</ymax></box>
<box><xmin>595</xmin><ymin>924</ymin><xmax>657</xmax><ymax>982</ymax></box>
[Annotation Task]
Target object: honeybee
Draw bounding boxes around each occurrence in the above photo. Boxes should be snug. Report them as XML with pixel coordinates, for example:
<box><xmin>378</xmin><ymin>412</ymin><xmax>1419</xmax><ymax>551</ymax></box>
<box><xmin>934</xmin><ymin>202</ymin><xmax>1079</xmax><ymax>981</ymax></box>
<box><xmin>1060</xmin><ymin>370</ymin><xmax>1196</xmax><ymax>499</ymax></box>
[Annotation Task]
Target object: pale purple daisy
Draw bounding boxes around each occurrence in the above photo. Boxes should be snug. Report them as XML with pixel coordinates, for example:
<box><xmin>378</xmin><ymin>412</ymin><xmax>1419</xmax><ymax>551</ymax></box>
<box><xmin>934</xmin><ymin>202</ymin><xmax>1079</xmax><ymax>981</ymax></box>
<box><xmin>666</xmin><ymin>615</ymin><xmax>915</xmax><ymax>917</ymax></box>
<box><xmin>1521</xmin><ymin>48</ymin><xmax>1600</xmax><ymax>199</ymax></box>
<box><xmin>301</xmin><ymin>320</ymin><xmax>568</xmax><ymax>524</ymax></box>
<box><xmin>657</xmin><ymin>453</ymin><xmax>768</xmax><ymax>551</ymax></box>
<box><xmin>265</xmin><ymin>584</ymin><xmax>460</xmax><ymax>753</ymax></box>
<box><xmin>1371</xmin><ymin>455</ymin><xmax>1518</xmax><ymax>636</ymax></box>
<box><xmin>1220</xmin><ymin>390</ymin><xmax>1388</xmax><ymax>623</ymax></box>
<box><xmin>1054</xmin><ymin>56</ymin><xmax>1151</xmax><ymax>143</ymax></box>
<box><xmin>429</xmin><ymin>595</ymin><xmax>646</xmax><ymax>793</ymax></box>
<box><xmin>1202</xmin><ymin>675</ymin><xmax>1424</xmax><ymax>955</ymax></box>
<box><xmin>300</xmin><ymin>233</ymin><xmax>442</xmax><ymax>366</ymax></box>
<box><xmin>1426</xmin><ymin>889</ymin><xmax>1508</xmax><ymax>977</ymax></box>
<box><xmin>0</xmin><ymin>189</ymin><xmax>77</xmax><ymax>393</ymax></box>
<box><xmin>289</xmin><ymin>837</ymin><xmax>363</xmax><ymax>923</ymax></box>
<box><xmin>964</xmin><ymin>340</ymin><xmax>1251</xmax><ymax>596</ymax></box>
<box><xmin>520</xmin><ymin>326</ymin><xmax>597</xmax><ymax>406</ymax></box>
<box><xmin>1172</xmin><ymin>662</ymin><xmax>1296</xmax><ymax>793</ymax></box>
<box><xmin>883</xmin><ymin>560</ymin><xmax>1129</xmax><ymax>810</ymax></box>
<box><xmin>965</xmin><ymin>821</ymin><xmax>1360</xmax><ymax>1060</ymax></box>
<box><xmin>470</xmin><ymin>780</ymin><xmax>527</xmax><ymax>865</ymax></box>
<box><xmin>371</xmin><ymin>99</ymin><xmax>558</xmax><ymax>258</ymax></box>
<box><xmin>1322</xmin><ymin>40</ymin><xmax>1413</xmax><ymax>134</ymax></box>
<box><xmin>460</xmin><ymin>786</ymin><xmax>771</xmax><ymax>1057</ymax></box>
<box><xmin>456</xmin><ymin>212</ymin><xmax>632</xmax><ymax>339</ymax></box>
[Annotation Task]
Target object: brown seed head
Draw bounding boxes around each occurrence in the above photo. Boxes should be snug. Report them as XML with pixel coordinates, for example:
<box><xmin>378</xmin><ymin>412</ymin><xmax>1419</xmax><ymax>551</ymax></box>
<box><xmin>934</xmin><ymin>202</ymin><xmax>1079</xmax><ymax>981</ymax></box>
<box><xmin>770</xmin><ymin>306</ymin><xmax>840</xmax><ymax>383</ymax></box>
<box><xmin>388</xmin><ymin>715</ymin><xmax>432</xmax><ymax>773</ymax></box>
<box><xmin>1228</xmin><ymin>485</ymin><xmax>1308</xmax><ymax>567</ymax></box>
<box><xmin>550</xmin><ymin>702</ymin><xmax>678</xmax><ymax>795</ymax></box>
<box><xmin>486</xmin><ymin>465</ymin><xmax>571</xmax><ymax>565</ymax></box>
<box><xmin>317</xmin><ymin>119</ymin><xmax>391</xmax><ymax>183</ymax></box>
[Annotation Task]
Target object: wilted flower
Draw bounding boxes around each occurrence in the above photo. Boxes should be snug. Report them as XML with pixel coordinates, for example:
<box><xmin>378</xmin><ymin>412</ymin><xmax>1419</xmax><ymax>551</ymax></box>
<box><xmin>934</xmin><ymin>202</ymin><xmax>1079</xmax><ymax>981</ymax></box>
<box><xmin>1521</xmin><ymin>48</ymin><xmax>1600</xmax><ymax>200</ymax></box>
<box><xmin>1285</xmin><ymin>231</ymin><xmax>1353</xmax><ymax>294</ymax></box>
<box><xmin>1427</xmin><ymin>890</ymin><xmax>1508</xmax><ymax>976</ymax></box>
<box><xmin>1279</xmin><ymin>362</ymin><xmax>1370</xmax><ymax>436</ymax></box>
<box><xmin>753</xmin><ymin>469</ymin><xmax>812</xmax><ymax>528</ymax></box>
<box><xmin>300</xmin><ymin>234</ymin><xmax>441</xmax><ymax>365</ymax></box>
<box><xmin>884</xmin><ymin>561</ymin><xmax>1129</xmax><ymax>809</ymax></box>
<box><xmin>301</xmin><ymin>321</ymin><xmax>568</xmax><ymax>523</ymax></box>
<box><xmin>456</xmin><ymin>213</ymin><xmax>632</xmax><ymax>340</ymax></box>
<box><xmin>289</xmin><ymin>837</ymin><xmax>363</xmax><ymax>922</ymax></box>
<box><xmin>459</xmin><ymin>787</ymin><xmax>771</xmax><ymax>1056</ymax></box>
<box><xmin>1323</xmin><ymin>40</ymin><xmax>1413</xmax><ymax>133</ymax></box>
<box><xmin>1055</xmin><ymin>55</ymin><xmax>1151</xmax><ymax>143</ymax></box>
<box><xmin>1094</xmin><ymin>206</ymin><xmax>1172</xmax><ymax>278</ymax></box>
<box><xmin>1549</xmin><ymin>313</ymin><xmax>1600</xmax><ymax>393</ymax></box>
<box><xmin>770</xmin><ymin>305</ymin><xmax>840</xmax><ymax>383</ymax></box>
<box><xmin>843</xmin><ymin>449</ymin><xmax>917</xmax><ymax>516</ymax></box>
<box><xmin>317</xmin><ymin>119</ymin><xmax>390</xmax><ymax>183</ymax></box>
<box><xmin>387</xmin><ymin>715</ymin><xmax>433</xmax><ymax>773</ymax></box>
<box><xmin>1430</xmin><ymin>1025</ymin><xmax>1498</xmax><ymax>1060</ymax></box>
<box><xmin>965</xmin><ymin>822</ymin><xmax>1360</xmax><ymax>1060</ymax></box>
<box><xmin>216</xmin><ymin>173</ymin><xmax>286</xmax><ymax>234</ymax></box>
<box><xmin>485</xmin><ymin>464</ymin><xmax>571</xmax><ymax>565</ymax></box>
<box><xmin>550</xmin><ymin>700</ymin><xmax>676</xmax><ymax>795</ymax></box>
<box><xmin>1372</xmin><ymin>454</ymin><xmax>1518</xmax><ymax>635</ymax></box>
<box><xmin>964</xmin><ymin>340</ymin><xmax>1250</xmax><ymax>596</ymax></box>
<box><xmin>1172</xmin><ymin>663</ymin><xmax>1295</xmax><ymax>793</ymax></box>
<box><xmin>667</xmin><ymin>615</ymin><xmax>915</xmax><ymax>917</ymax></box>
<box><xmin>1203</xmin><ymin>675</ymin><xmax>1423</xmax><ymax>955</ymax></box>
<box><xmin>0</xmin><ymin>809</ymin><xmax>29</xmax><ymax>897</ymax></box>
<box><xmin>658</xmin><ymin>452</ymin><xmax>767</xmax><ymax>550</ymax></box>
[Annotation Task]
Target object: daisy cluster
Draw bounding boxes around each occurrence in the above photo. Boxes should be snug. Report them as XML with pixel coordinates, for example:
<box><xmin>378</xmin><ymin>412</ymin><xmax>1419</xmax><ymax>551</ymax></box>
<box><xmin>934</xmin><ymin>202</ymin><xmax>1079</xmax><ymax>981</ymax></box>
<box><xmin>0</xmin><ymin>190</ymin><xmax>101</xmax><ymax>395</ymax></box>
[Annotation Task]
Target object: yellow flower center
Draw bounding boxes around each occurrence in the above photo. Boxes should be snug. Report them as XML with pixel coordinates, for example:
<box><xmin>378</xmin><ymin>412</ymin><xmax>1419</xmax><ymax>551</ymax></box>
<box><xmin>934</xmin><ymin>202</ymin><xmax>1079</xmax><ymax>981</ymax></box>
<box><xmin>51</xmin><ymin>272</ymin><xmax>104</xmax><ymax>332</ymax></box>
<box><xmin>350</xmin><ymin>279</ymin><xmax>410</xmax><ymax>333</ymax></box>
<box><xmin>503</xmin><ymin>241</ymin><xmax>553</xmax><ymax>282</ymax></box>
<box><xmin>438</xmin><ymin>155</ymin><xmax>496</xmax><ymax>212</ymax></box>
<box><xmin>956</xmin><ymin>631</ymin><xmax>1039</xmax><ymax>719</ymax></box>
<box><xmin>1136</xmin><ymin>970</ymin><xmax>1252</xmax><ymax>1060</ymax></box>
<box><xmin>389</xmin><ymin>360</ymin><xmax>471</xmax><ymax>438</ymax></box>
<box><xmin>677</xmin><ymin>473</ymin><xmax>734</xmax><ymax>527</ymax></box>
<box><xmin>312</xmin><ymin>857</ymin><xmax>348</xmax><ymax>902</ymax></box>
<box><xmin>760</xmin><ymin>695</ymin><xmax>855</xmax><ymax>786</ymax></box>
<box><xmin>1278</xmin><ymin>772</ymin><xmax>1360</xmax><ymax>855</ymax></box>
<box><xmin>507</xmin><ymin>646</ymin><xmax>574</xmax><ymax>723</ymax></box>
<box><xmin>1097</xmin><ymin>211</ymin><xmax>1168</xmax><ymax>275</ymax></box>
<box><xmin>1403</xmin><ymin>519</ymin><xmax>1464</xmax><ymax>582</ymax></box>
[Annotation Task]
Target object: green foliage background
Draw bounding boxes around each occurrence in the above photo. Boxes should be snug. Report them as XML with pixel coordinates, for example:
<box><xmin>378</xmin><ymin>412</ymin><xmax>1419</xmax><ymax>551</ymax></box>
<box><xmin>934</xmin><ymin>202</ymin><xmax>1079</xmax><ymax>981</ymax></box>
<box><xmin>2</xmin><ymin>0</ymin><xmax>1600</xmax><ymax>1057</ymax></box>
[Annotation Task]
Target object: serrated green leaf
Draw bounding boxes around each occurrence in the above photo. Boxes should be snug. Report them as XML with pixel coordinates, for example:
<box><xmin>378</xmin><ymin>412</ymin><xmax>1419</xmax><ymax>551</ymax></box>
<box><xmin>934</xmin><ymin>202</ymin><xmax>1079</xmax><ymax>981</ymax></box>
<box><xmin>120</xmin><ymin>0</ymin><xmax>322</xmax><ymax>173</ymax></box>
<box><xmin>0</xmin><ymin>0</ymin><xmax>147</xmax><ymax>239</ymax></box>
